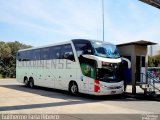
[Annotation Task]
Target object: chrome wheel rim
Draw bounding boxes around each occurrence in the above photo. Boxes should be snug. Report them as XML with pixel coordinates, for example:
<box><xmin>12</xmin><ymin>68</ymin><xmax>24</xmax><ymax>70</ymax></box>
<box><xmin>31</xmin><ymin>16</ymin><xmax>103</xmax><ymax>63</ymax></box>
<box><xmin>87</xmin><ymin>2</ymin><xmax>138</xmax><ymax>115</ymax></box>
<box><xmin>30</xmin><ymin>81</ymin><xmax>33</xmax><ymax>87</ymax></box>
<box><xmin>25</xmin><ymin>79</ymin><xmax>28</xmax><ymax>85</ymax></box>
<box><xmin>71</xmin><ymin>84</ymin><xmax>77</xmax><ymax>94</ymax></box>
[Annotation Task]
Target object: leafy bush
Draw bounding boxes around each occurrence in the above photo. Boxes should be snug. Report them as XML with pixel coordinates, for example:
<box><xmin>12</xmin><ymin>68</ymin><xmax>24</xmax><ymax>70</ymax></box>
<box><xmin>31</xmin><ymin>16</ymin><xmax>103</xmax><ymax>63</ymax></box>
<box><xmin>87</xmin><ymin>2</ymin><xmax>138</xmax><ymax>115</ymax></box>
<box><xmin>0</xmin><ymin>41</ymin><xmax>32</xmax><ymax>78</ymax></box>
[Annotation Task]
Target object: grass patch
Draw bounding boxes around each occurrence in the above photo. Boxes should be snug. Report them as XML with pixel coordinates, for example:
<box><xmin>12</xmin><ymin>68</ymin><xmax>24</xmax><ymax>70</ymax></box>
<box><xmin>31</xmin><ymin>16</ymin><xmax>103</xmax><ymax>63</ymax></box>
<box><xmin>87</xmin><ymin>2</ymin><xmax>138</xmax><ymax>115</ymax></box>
<box><xmin>0</xmin><ymin>74</ymin><xmax>15</xmax><ymax>80</ymax></box>
<box><xmin>0</xmin><ymin>74</ymin><xmax>3</xmax><ymax>79</ymax></box>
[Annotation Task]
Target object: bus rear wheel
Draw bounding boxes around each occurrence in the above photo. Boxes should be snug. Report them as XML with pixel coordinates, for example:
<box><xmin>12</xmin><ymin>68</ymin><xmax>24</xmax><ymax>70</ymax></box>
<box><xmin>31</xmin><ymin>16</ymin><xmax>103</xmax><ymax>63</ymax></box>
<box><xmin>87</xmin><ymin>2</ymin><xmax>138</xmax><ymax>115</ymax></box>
<box><xmin>69</xmin><ymin>82</ymin><xmax>78</xmax><ymax>95</ymax></box>
<box><xmin>24</xmin><ymin>77</ymin><xmax>29</xmax><ymax>87</ymax></box>
<box><xmin>29</xmin><ymin>78</ymin><xmax>34</xmax><ymax>88</ymax></box>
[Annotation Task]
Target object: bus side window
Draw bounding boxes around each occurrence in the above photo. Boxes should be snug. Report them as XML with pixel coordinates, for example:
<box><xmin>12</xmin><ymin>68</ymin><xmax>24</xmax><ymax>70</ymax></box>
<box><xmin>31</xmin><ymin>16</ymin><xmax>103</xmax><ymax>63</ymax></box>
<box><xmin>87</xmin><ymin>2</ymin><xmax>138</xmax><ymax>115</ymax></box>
<box><xmin>26</xmin><ymin>50</ymin><xmax>33</xmax><ymax>61</ymax></box>
<box><xmin>33</xmin><ymin>49</ymin><xmax>40</xmax><ymax>60</ymax></box>
<box><xmin>50</xmin><ymin>46</ymin><xmax>62</xmax><ymax>59</ymax></box>
<box><xmin>62</xmin><ymin>44</ymin><xmax>75</xmax><ymax>61</ymax></box>
<box><xmin>74</xmin><ymin>43</ymin><xmax>92</xmax><ymax>57</ymax></box>
<box><xmin>17</xmin><ymin>52</ymin><xmax>21</xmax><ymax>61</ymax></box>
<box><xmin>21</xmin><ymin>51</ymin><xmax>26</xmax><ymax>61</ymax></box>
<box><xmin>41</xmin><ymin>48</ymin><xmax>50</xmax><ymax>60</ymax></box>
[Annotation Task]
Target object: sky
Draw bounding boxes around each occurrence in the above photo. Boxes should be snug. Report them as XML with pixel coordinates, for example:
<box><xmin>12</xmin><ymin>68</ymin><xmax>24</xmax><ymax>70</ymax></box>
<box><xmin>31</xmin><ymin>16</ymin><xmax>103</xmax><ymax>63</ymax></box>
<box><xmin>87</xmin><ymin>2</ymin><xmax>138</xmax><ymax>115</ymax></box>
<box><xmin>0</xmin><ymin>0</ymin><xmax>160</xmax><ymax>47</ymax></box>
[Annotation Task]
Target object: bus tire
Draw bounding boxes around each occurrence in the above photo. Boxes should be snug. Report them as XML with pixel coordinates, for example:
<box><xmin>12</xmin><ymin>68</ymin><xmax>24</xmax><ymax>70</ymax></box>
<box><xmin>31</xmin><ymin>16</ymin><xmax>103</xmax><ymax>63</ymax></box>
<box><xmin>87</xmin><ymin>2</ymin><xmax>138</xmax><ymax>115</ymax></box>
<box><xmin>24</xmin><ymin>77</ymin><xmax>29</xmax><ymax>87</ymax></box>
<box><xmin>69</xmin><ymin>81</ymin><xmax>79</xmax><ymax>95</ymax></box>
<box><xmin>29</xmin><ymin>78</ymin><xmax>34</xmax><ymax>88</ymax></box>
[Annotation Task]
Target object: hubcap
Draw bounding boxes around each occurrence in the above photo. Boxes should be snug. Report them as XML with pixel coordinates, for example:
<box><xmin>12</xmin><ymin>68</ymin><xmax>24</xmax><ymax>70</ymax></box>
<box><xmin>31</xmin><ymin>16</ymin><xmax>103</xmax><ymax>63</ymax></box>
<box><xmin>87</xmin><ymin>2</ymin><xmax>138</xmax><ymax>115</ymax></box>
<box><xmin>25</xmin><ymin>79</ymin><xmax>28</xmax><ymax>85</ymax></box>
<box><xmin>30</xmin><ymin>81</ymin><xmax>33</xmax><ymax>87</ymax></box>
<box><xmin>71</xmin><ymin>84</ymin><xmax>77</xmax><ymax>94</ymax></box>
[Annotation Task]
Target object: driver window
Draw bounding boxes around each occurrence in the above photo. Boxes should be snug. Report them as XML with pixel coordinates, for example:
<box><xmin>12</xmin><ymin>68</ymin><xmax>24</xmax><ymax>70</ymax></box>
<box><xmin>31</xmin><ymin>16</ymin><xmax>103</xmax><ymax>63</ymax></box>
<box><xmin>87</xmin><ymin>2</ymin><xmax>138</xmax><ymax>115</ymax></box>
<box><xmin>62</xmin><ymin>44</ymin><xmax>75</xmax><ymax>61</ymax></box>
<box><xmin>74</xmin><ymin>43</ymin><xmax>92</xmax><ymax>57</ymax></box>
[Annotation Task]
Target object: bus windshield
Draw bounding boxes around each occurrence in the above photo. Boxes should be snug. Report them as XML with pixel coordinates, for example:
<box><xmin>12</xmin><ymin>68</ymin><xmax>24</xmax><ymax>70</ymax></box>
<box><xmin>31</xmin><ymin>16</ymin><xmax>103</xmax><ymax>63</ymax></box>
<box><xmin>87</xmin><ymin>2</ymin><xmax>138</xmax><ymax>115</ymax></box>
<box><xmin>97</xmin><ymin>63</ymin><xmax>122</xmax><ymax>83</ymax></box>
<box><xmin>92</xmin><ymin>41</ymin><xmax>120</xmax><ymax>58</ymax></box>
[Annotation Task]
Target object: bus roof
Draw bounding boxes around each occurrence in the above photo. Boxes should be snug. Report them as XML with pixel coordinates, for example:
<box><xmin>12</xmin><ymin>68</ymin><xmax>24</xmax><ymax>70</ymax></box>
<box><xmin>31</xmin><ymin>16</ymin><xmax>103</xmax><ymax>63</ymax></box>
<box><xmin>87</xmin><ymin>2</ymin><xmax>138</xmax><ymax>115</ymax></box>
<box><xmin>18</xmin><ymin>40</ymin><xmax>71</xmax><ymax>52</ymax></box>
<box><xmin>18</xmin><ymin>39</ymin><xmax>113</xmax><ymax>52</ymax></box>
<box><xmin>72</xmin><ymin>39</ymin><xmax>112</xmax><ymax>44</ymax></box>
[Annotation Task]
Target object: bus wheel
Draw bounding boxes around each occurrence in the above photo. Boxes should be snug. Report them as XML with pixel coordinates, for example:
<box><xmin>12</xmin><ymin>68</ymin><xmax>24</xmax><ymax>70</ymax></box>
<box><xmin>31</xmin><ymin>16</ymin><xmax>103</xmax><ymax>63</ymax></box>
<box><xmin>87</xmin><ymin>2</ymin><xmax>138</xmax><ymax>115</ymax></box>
<box><xmin>24</xmin><ymin>77</ymin><xmax>29</xmax><ymax>87</ymax></box>
<box><xmin>69</xmin><ymin>82</ymin><xmax>78</xmax><ymax>95</ymax></box>
<box><xmin>29</xmin><ymin>78</ymin><xmax>34</xmax><ymax>88</ymax></box>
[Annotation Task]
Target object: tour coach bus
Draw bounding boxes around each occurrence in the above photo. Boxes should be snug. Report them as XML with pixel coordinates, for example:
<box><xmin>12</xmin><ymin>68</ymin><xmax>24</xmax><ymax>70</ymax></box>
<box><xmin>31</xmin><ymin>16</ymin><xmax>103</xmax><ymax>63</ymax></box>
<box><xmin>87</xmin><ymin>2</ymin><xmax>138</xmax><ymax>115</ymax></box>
<box><xmin>16</xmin><ymin>39</ymin><xmax>124</xmax><ymax>95</ymax></box>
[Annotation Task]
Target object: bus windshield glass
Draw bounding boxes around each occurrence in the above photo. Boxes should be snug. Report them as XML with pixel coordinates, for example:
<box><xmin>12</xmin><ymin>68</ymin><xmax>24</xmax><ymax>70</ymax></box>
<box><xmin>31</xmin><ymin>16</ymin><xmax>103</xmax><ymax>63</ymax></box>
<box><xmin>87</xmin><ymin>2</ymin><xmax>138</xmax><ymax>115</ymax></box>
<box><xmin>92</xmin><ymin>41</ymin><xmax>120</xmax><ymax>58</ymax></box>
<box><xmin>97</xmin><ymin>63</ymin><xmax>122</xmax><ymax>83</ymax></box>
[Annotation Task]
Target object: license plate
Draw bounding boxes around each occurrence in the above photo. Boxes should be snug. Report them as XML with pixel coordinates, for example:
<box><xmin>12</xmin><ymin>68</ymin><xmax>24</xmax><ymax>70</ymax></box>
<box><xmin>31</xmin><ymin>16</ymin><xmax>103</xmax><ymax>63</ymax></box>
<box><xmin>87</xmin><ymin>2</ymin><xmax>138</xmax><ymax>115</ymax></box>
<box><xmin>111</xmin><ymin>91</ymin><xmax>116</xmax><ymax>94</ymax></box>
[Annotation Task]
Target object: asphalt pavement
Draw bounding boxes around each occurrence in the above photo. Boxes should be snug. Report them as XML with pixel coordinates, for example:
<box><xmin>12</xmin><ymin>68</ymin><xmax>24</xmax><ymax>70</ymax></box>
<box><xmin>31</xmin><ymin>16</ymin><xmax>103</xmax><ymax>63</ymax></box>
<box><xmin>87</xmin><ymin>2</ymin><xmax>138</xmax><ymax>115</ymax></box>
<box><xmin>0</xmin><ymin>79</ymin><xmax>160</xmax><ymax>120</ymax></box>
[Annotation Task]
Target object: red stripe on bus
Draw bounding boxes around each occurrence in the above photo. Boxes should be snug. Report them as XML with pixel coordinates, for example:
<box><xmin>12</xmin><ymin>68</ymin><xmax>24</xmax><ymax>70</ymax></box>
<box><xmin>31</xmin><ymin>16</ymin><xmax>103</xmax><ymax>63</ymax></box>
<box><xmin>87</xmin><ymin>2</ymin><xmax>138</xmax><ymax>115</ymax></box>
<box><xmin>94</xmin><ymin>80</ymin><xmax>100</xmax><ymax>92</ymax></box>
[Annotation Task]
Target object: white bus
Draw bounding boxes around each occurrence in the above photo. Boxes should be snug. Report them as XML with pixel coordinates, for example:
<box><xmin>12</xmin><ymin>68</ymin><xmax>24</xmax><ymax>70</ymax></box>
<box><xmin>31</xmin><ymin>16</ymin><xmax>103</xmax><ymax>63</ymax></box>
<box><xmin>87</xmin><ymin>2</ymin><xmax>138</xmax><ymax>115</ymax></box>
<box><xmin>16</xmin><ymin>39</ymin><xmax>124</xmax><ymax>95</ymax></box>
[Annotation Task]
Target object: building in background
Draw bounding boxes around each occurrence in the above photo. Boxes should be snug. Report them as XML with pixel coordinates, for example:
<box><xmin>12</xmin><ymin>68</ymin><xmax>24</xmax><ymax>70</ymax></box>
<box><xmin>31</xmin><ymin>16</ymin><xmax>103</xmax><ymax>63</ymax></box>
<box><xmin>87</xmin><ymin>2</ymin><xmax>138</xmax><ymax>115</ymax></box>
<box><xmin>139</xmin><ymin>0</ymin><xmax>160</xmax><ymax>9</ymax></box>
<box><xmin>148</xmin><ymin>44</ymin><xmax>160</xmax><ymax>56</ymax></box>
<box><xmin>117</xmin><ymin>40</ymin><xmax>157</xmax><ymax>94</ymax></box>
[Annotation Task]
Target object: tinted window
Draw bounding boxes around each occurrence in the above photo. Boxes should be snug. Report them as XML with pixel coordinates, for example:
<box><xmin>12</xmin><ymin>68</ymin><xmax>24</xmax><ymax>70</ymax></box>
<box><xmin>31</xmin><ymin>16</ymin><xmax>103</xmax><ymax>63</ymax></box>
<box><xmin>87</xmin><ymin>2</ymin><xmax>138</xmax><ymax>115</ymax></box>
<box><xmin>41</xmin><ymin>48</ymin><xmax>50</xmax><ymax>60</ymax></box>
<box><xmin>33</xmin><ymin>49</ymin><xmax>40</xmax><ymax>60</ymax></box>
<box><xmin>20</xmin><ymin>51</ymin><xmax>26</xmax><ymax>61</ymax></box>
<box><xmin>62</xmin><ymin>44</ymin><xmax>75</xmax><ymax>61</ymax></box>
<box><xmin>50</xmin><ymin>46</ymin><xmax>62</xmax><ymax>59</ymax></box>
<box><xmin>92</xmin><ymin>41</ymin><xmax>120</xmax><ymax>58</ymax></box>
<box><xmin>18</xmin><ymin>51</ymin><xmax>34</xmax><ymax>61</ymax></box>
<box><xmin>17</xmin><ymin>52</ymin><xmax>21</xmax><ymax>61</ymax></box>
<box><xmin>74</xmin><ymin>43</ymin><xmax>92</xmax><ymax>57</ymax></box>
<box><xmin>26</xmin><ymin>50</ymin><xmax>33</xmax><ymax>61</ymax></box>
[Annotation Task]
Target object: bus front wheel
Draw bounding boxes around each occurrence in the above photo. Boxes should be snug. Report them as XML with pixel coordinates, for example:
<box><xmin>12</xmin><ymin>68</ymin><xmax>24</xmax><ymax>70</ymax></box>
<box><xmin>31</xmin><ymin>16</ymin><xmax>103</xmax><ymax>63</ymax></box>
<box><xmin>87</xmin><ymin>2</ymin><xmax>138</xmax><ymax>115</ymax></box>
<box><xmin>69</xmin><ymin>82</ymin><xmax>79</xmax><ymax>95</ymax></box>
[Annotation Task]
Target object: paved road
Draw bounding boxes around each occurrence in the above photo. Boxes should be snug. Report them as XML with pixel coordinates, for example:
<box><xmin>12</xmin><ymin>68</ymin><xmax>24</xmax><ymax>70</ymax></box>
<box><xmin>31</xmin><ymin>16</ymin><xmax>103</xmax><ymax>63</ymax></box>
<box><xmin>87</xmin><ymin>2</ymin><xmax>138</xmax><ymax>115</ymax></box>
<box><xmin>0</xmin><ymin>79</ymin><xmax>160</xmax><ymax>120</ymax></box>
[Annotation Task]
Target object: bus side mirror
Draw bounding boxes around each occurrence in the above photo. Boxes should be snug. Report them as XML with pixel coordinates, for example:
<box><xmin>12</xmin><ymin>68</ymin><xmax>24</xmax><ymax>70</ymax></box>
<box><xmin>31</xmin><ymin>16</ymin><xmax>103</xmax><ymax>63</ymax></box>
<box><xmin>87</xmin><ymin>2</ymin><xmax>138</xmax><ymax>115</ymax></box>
<box><xmin>64</xmin><ymin>53</ymin><xmax>75</xmax><ymax>61</ymax></box>
<box><xmin>87</xmin><ymin>50</ymin><xmax>92</xmax><ymax>54</ymax></box>
<box><xmin>121</xmin><ymin>57</ymin><xmax>131</xmax><ymax>69</ymax></box>
<box><xmin>64</xmin><ymin>53</ymin><xmax>70</xmax><ymax>59</ymax></box>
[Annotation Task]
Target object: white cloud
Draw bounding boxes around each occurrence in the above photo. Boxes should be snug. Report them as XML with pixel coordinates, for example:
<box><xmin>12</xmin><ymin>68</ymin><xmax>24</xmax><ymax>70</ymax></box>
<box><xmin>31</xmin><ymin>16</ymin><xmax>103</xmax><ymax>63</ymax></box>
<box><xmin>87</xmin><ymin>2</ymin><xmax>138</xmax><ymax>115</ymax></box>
<box><xmin>0</xmin><ymin>0</ymin><xmax>160</xmax><ymax>46</ymax></box>
<box><xmin>1</xmin><ymin>0</ymin><xmax>103</xmax><ymax>42</ymax></box>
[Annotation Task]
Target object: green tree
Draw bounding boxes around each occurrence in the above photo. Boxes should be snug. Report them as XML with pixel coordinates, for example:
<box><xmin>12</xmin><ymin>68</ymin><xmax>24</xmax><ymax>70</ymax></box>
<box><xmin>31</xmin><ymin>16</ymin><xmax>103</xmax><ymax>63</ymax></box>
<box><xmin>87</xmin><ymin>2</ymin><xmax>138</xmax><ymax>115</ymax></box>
<box><xmin>148</xmin><ymin>56</ymin><xmax>153</xmax><ymax>67</ymax></box>
<box><xmin>153</xmin><ymin>55</ymin><xmax>160</xmax><ymax>67</ymax></box>
<box><xmin>148</xmin><ymin>55</ymin><xmax>160</xmax><ymax>67</ymax></box>
<box><xmin>0</xmin><ymin>42</ymin><xmax>11</xmax><ymax>58</ymax></box>
<box><xmin>0</xmin><ymin>41</ymin><xmax>32</xmax><ymax>78</ymax></box>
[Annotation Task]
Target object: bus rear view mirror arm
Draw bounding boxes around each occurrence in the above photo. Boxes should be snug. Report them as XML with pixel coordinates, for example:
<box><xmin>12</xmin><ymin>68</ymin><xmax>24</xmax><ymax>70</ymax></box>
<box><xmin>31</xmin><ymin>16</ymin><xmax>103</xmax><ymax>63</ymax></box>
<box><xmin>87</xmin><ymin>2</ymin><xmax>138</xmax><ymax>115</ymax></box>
<box><xmin>121</xmin><ymin>57</ymin><xmax>131</xmax><ymax>69</ymax></box>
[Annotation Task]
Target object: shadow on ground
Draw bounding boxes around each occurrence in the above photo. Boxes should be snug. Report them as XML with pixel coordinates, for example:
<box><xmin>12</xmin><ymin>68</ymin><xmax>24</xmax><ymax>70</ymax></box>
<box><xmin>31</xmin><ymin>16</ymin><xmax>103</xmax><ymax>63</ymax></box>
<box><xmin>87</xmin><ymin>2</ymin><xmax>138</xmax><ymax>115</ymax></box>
<box><xmin>0</xmin><ymin>84</ymin><xmax>159</xmax><ymax>112</ymax></box>
<box><xmin>1</xmin><ymin>84</ymin><xmax>159</xmax><ymax>100</ymax></box>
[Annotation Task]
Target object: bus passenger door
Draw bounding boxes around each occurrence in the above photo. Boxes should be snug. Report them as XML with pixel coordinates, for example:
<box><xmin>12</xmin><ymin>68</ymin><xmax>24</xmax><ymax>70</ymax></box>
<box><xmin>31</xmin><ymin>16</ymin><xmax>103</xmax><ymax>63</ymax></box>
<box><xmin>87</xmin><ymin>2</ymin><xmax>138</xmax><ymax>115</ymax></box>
<box><xmin>79</xmin><ymin>62</ymin><xmax>95</xmax><ymax>93</ymax></box>
<box><xmin>80</xmin><ymin>76</ymin><xmax>89</xmax><ymax>92</ymax></box>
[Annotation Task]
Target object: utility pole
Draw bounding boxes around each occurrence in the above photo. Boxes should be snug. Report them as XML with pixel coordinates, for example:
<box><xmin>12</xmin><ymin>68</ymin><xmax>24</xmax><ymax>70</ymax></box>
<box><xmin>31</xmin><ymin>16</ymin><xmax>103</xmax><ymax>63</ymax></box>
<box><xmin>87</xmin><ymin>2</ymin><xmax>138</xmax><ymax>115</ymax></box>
<box><xmin>102</xmin><ymin>0</ymin><xmax>105</xmax><ymax>41</ymax></box>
